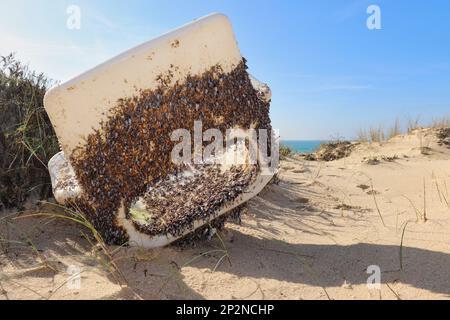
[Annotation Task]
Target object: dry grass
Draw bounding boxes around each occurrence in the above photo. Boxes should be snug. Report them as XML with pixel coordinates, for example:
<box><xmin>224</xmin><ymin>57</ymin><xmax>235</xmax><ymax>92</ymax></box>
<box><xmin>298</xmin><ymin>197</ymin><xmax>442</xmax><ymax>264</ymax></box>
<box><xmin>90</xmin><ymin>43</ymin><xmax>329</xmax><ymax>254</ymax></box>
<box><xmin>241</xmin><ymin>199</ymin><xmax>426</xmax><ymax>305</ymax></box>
<box><xmin>370</xmin><ymin>180</ymin><xmax>386</xmax><ymax>227</ymax></box>
<box><xmin>387</xmin><ymin>118</ymin><xmax>402</xmax><ymax>140</ymax></box>
<box><xmin>431</xmin><ymin>115</ymin><xmax>450</xmax><ymax>129</ymax></box>
<box><xmin>279</xmin><ymin>144</ymin><xmax>293</xmax><ymax>160</ymax></box>
<box><xmin>1</xmin><ymin>202</ymin><xmax>242</xmax><ymax>299</ymax></box>
<box><xmin>399</xmin><ymin>221</ymin><xmax>410</xmax><ymax>271</ymax></box>
<box><xmin>0</xmin><ymin>202</ymin><xmax>144</xmax><ymax>299</ymax></box>
<box><xmin>358</xmin><ymin>121</ymin><xmax>395</xmax><ymax>143</ymax></box>
<box><xmin>432</xmin><ymin>172</ymin><xmax>449</xmax><ymax>209</ymax></box>
<box><xmin>356</xmin><ymin>128</ymin><xmax>369</xmax><ymax>142</ymax></box>
<box><xmin>369</xmin><ymin>127</ymin><xmax>381</xmax><ymax>143</ymax></box>
<box><xmin>17</xmin><ymin>202</ymin><xmax>132</xmax><ymax>287</ymax></box>
<box><xmin>356</xmin><ymin>115</ymin><xmax>450</xmax><ymax>143</ymax></box>
<box><xmin>417</xmin><ymin>130</ymin><xmax>431</xmax><ymax>155</ymax></box>
<box><xmin>407</xmin><ymin>116</ymin><xmax>422</xmax><ymax>134</ymax></box>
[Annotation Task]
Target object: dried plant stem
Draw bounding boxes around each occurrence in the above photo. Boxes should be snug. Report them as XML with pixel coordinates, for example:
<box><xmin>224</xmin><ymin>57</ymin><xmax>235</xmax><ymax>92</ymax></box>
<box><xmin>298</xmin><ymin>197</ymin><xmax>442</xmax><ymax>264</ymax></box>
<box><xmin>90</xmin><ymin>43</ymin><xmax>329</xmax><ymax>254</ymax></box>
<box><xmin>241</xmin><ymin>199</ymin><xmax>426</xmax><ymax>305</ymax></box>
<box><xmin>370</xmin><ymin>181</ymin><xmax>386</xmax><ymax>227</ymax></box>
<box><xmin>386</xmin><ymin>283</ymin><xmax>402</xmax><ymax>300</ymax></box>
<box><xmin>423</xmin><ymin>178</ymin><xmax>428</xmax><ymax>222</ymax></box>
<box><xmin>399</xmin><ymin>221</ymin><xmax>410</xmax><ymax>270</ymax></box>
<box><xmin>403</xmin><ymin>196</ymin><xmax>424</xmax><ymax>222</ymax></box>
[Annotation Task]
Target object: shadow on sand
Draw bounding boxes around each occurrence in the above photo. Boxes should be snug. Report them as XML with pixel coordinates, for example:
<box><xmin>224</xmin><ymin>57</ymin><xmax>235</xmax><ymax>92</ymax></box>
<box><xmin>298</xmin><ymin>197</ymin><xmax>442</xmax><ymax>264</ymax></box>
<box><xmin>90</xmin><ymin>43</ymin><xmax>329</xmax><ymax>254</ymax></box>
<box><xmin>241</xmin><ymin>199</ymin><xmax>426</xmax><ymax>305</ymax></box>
<box><xmin>2</xmin><ymin>185</ymin><xmax>450</xmax><ymax>299</ymax></box>
<box><xmin>110</xmin><ymin>228</ymin><xmax>450</xmax><ymax>299</ymax></box>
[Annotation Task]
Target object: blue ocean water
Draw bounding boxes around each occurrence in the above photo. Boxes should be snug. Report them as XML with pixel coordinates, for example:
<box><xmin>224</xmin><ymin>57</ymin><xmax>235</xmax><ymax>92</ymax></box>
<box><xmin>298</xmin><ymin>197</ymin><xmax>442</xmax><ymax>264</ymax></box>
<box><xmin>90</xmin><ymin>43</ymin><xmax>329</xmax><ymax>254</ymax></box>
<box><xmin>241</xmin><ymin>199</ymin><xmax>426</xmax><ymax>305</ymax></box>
<box><xmin>281</xmin><ymin>140</ymin><xmax>326</xmax><ymax>153</ymax></box>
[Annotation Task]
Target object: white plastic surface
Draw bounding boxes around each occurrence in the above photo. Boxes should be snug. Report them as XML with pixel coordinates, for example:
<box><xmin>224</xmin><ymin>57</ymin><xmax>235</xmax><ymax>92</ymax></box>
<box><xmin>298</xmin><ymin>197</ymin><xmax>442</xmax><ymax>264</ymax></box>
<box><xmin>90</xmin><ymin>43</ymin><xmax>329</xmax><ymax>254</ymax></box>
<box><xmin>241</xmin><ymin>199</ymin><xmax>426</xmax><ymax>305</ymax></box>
<box><xmin>44</xmin><ymin>13</ymin><xmax>242</xmax><ymax>157</ymax></box>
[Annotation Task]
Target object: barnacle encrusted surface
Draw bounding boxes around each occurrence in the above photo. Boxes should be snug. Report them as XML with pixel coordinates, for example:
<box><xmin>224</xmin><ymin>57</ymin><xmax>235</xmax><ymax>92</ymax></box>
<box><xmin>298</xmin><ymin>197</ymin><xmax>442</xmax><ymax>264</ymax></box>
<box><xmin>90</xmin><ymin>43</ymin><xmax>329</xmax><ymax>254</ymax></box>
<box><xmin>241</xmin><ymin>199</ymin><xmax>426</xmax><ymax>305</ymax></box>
<box><xmin>70</xmin><ymin>59</ymin><xmax>271</xmax><ymax>245</ymax></box>
<box><xmin>172</xmin><ymin>204</ymin><xmax>248</xmax><ymax>248</ymax></box>
<box><xmin>131</xmin><ymin>164</ymin><xmax>257</xmax><ymax>237</ymax></box>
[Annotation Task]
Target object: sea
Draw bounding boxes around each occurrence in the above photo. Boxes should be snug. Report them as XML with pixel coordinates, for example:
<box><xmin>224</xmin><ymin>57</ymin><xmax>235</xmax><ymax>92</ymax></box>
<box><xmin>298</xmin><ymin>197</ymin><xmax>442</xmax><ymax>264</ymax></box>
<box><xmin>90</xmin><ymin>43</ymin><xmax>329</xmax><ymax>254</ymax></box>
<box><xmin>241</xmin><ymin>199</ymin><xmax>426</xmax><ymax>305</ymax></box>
<box><xmin>281</xmin><ymin>140</ymin><xmax>327</xmax><ymax>153</ymax></box>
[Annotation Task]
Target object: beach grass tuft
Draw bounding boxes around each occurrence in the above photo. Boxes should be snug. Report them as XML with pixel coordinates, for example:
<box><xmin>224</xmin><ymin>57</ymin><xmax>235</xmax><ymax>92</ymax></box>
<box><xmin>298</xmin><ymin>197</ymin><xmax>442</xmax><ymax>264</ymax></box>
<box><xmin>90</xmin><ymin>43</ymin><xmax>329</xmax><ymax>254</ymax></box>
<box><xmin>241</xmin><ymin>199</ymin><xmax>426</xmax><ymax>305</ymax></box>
<box><xmin>356</xmin><ymin>115</ymin><xmax>450</xmax><ymax>144</ymax></box>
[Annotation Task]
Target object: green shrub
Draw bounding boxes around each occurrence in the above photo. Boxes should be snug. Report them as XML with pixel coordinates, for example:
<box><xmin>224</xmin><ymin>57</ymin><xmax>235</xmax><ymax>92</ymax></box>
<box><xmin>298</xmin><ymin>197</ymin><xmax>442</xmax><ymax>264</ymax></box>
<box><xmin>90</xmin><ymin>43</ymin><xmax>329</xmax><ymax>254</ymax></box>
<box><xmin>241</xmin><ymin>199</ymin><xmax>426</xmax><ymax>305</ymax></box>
<box><xmin>279</xmin><ymin>144</ymin><xmax>293</xmax><ymax>160</ymax></box>
<box><xmin>0</xmin><ymin>54</ymin><xmax>59</xmax><ymax>210</ymax></box>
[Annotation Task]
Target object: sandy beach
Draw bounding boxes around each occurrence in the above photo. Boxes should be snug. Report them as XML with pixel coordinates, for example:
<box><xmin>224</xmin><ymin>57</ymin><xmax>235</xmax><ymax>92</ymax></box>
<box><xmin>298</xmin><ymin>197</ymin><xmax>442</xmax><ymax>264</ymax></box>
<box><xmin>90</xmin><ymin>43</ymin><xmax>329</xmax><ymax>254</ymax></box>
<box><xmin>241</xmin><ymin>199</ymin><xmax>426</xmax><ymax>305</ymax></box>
<box><xmin>1</xmin><ymin>127</ymin><xmax>449</xmax><ymax>300</ymax></box>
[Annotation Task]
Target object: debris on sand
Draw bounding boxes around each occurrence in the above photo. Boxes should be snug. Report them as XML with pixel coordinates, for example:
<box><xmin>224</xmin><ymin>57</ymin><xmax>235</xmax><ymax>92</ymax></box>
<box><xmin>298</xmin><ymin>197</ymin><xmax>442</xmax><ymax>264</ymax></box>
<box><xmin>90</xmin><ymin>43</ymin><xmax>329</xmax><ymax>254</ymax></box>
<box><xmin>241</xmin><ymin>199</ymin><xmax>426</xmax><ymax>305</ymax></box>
<box><xmin>304</xmin><ymin>141</ymin><xmax>357</xmax><ymax>162</ymax></box>
<box><xmin>362</xmin><ymin>156</ymin><xmax>380</xmax><ymax>165</ymax></box>
<box><xmin>381</xmin><ymin>155</ymin><xmax>399</xmax><ymax>162</ymax></box>
<box><xmin>69</xmin><ymin>60</ymin><xmax>271</xmax><ymax>245</ymax></box>
<box><xmin>436</xmin><ymin>127</ymin><xmax>450</xmax><ymax>148</ymax></box>
<box><xmin>357</xmin><ymin>184</ymin><xmax>370</xmax><ymax>191</ymax></box>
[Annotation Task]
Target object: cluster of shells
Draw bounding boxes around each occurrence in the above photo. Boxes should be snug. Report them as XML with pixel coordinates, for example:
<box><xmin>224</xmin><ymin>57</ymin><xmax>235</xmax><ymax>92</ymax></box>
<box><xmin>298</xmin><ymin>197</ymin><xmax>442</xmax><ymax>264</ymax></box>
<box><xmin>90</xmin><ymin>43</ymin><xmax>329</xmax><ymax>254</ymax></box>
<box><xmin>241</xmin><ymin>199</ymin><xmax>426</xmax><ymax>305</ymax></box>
<box><xmin>70</xmin><ymin>59</ymin><xmax>271</xmax><ymax>245</ymax></box>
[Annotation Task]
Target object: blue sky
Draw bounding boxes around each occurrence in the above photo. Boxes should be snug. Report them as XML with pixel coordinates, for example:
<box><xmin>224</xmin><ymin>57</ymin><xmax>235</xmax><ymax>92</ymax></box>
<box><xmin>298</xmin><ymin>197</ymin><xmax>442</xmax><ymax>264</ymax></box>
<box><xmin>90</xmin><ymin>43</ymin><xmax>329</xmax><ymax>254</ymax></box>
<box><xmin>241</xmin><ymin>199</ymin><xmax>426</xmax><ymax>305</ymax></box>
<box><xmin>1</xmin><ymin>0</ymin><xmax>449</xmax><ymax>139</ymax></box>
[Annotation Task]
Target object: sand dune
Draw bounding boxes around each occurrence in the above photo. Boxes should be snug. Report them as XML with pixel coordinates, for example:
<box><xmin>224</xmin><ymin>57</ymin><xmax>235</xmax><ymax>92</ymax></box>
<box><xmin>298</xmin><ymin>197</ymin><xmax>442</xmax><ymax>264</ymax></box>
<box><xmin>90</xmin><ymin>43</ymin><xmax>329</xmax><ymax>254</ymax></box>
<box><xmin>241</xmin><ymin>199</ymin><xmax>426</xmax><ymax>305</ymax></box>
<box><xmin>1</xmin><ymin>128</ymin><xmax>450</xmax><ymax>300</ymax></box>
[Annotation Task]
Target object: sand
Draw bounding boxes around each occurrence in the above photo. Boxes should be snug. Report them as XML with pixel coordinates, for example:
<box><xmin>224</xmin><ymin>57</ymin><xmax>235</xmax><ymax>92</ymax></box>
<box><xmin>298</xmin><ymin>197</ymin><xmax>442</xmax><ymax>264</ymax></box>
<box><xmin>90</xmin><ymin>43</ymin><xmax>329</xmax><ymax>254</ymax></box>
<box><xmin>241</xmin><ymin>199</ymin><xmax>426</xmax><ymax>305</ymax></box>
<box><xmin>1</xmin><ymin>128</ymin><xmax>450</xmax><ymax>300</ymax></box>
